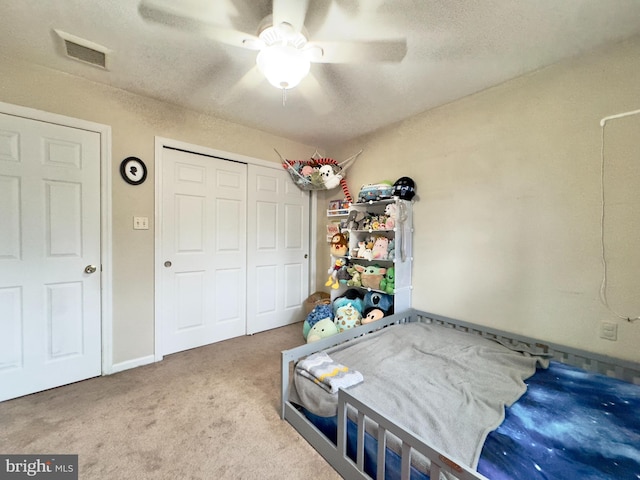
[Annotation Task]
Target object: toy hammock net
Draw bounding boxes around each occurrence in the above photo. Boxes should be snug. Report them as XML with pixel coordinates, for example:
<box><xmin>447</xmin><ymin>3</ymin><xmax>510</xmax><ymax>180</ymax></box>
<box><xmin>276</xmin><ymin>149</ymin><xmax>362</xmax><ymax>203</ymax></box>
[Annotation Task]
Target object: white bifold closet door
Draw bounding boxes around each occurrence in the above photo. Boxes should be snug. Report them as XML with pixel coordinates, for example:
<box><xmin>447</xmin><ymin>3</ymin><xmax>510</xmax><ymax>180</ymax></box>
<box><xmin>246</xmin><ymin>164</ymin><xmax>310</xmax><ymax>335</ymax></box>
<box><xmin>161</xmin><ymin>148</ymin><xmax>247</xmax><ymax>356</ymax></box>
<box><xmin>160</xmin><ymin>147</ymin><xmax>309</xmax><ymax>356</ymax></box>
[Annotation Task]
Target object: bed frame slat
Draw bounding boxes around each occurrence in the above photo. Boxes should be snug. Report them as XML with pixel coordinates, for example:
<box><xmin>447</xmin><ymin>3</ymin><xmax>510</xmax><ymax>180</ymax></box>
<box><xmin>401</xmin><ymin>442</ymin><xmax>411</xmax><ymax>479</ymax></box>
<box><xmin>357</xmin><ymin>411</ymin><xmax>366</xmax><ymax>471</ymax></box>
<box><xmin>377</xmin><ymin>426</ymin><xmax>386</xmax><ymax>479</ymax></box>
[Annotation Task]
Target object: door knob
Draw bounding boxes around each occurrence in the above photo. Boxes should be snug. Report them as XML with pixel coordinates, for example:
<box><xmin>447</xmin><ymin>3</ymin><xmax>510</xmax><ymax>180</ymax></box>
<box><xmin>164</xmin><ymin>261</ymin><xmax>172</xmax><ymax>268</ymax></box>
<box><xmin>84</xmin><ymin>265</ymin><xmax>97</xmax><ymax>274</ymax></box>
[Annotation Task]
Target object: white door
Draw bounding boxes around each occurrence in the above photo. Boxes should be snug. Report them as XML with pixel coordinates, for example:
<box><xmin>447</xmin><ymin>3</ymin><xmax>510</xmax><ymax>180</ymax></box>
<box><xmin>0</xmin><ymin>113</ymin><xmax>102</xmax><ymax>402</ymax></box>
<box><xmin>160</xmin><ymin>147</ymin><xmax>247</xmax><ymax>355</ymax></box>
<box><xmin>246</xmin><ymin>164</ymin><xmax>310</xmax><ymax>334</ymax></box>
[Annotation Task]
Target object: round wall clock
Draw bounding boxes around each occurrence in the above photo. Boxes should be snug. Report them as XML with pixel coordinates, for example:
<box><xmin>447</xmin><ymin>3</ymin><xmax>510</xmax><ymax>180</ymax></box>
<box><xmin>120</xmin><ymin>157</ymin><xmax>147</xmax><ymax>185</ymax></box>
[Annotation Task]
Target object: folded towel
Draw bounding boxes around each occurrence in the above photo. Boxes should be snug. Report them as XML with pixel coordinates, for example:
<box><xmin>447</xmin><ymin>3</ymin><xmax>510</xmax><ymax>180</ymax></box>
<box><xmin>296</xmin><ymin>351</ymin><xmax>363</xmax><ymax>394</ymax></box>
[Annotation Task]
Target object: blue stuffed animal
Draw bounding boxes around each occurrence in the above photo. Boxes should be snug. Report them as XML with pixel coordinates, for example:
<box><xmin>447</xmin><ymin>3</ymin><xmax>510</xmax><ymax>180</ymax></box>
<box><xmin>332</xmin><ymin>288</ymin><xmax>365</xmax><ymax>315</ymax></box>
<box><xmin>303</xmin><ymin>304</ymin><xmax>333</xmax><ymax>340</ymax></box>
<box><xmin>364</xmin><ymin>291</ymin><xmax>394</xmax><ymax>316</ymax></box>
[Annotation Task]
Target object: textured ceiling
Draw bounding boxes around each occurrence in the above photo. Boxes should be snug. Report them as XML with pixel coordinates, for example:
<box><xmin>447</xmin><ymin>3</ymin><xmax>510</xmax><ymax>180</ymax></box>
<box><xmin>1</xmin><ymin>0</ymin><xmax>640</xmax><ymax>149</ymax></box>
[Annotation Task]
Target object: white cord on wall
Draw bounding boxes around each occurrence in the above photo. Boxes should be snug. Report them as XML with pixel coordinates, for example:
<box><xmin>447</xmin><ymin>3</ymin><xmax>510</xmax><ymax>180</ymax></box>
<box><xmin>599</xmin><ymin>108</ymin><xmax>640</xmax><ymax>323</ymax></box>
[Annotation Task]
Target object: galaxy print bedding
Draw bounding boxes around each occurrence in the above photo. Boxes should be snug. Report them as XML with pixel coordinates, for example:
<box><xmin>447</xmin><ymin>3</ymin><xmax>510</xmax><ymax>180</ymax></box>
<box><xmin>478</xmin><ymin>361</ymin><xmax>640</xmax><ymax>480</ymax></box>
<box><xmin>298</xmin><ymin>360</ymin><xmax>640</xmax><ymax>480</ymax></box>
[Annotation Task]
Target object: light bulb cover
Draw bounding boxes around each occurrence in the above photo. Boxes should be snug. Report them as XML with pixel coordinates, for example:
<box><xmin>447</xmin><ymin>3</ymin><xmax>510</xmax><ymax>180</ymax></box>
<box><xmin>256</xmin><ymin>44</ymin><xmax>310</xmax><ymax>90</ymax></box>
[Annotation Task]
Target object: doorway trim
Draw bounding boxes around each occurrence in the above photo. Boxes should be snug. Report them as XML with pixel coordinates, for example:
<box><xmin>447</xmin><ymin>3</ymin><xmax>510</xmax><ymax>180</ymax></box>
<box><xmin>153</xmin><ymin>136</ymin><xmax>317</xmax><ymax>362</ymax></box>
<box><xmin>0</xmin><ymin>101</ymin><xmax>114</xmax><ymax>374</ymax></box>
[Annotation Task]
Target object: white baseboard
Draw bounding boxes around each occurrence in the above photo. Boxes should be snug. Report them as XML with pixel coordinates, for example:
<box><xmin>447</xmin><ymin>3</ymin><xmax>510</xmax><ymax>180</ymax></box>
<box><xmin>108</xmin><ymin>354</ymin><xmax>156</xmax><ymax>374</ymax></box>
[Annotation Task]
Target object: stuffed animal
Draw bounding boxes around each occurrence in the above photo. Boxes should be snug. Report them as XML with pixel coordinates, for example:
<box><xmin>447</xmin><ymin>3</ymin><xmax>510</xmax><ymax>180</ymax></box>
<box><xmin>362</xmin><ymin>307</ymin><xmax>385</xmax><ymax>324</ymax></box>
<box><xmin>308</xmin><ymin>170</ymin><xmax>324</xmax><ymax>188</ymax></box>
<box><xmin>356</xmin><ymin>264</ymin><xmax>387</xmax><ymax>290</ymax></box>
<box><xmin>346</xmin><ymin>265</ymin><xmax>362</xmax><ymax>287</ymax></box>
<box><xmin>325</xmin><ymin>258</ymin><xmax>345</xmax><ymax>289</ymax></box>
<box><xmin>385</xmin><ymin>203</ymin><xmax>398</xmax><ymax>230</ymax></box>
<box><xmin>302</xmin><ymin>304</ymin><xmax>333</xmax><ymax>340</ymax></box>
<box><xmin>387</xmin><ymin>239</ymin><xmax>396</xmax><ymax>261</ymax></box>
<box><xmin>360</xmin><ymin>214</ymin><xmax>373</xmax><ymax>231</ymax></box>
<box><xmin>334</xmin><ymin>302</ymin><xmax>362</xmax><ymax>333</ymax></box>
<box><xmin>356</xmin><ymin>241</ymin><xmax>373</xmax><ymax>260</ymax></box>
<box><xmin>332</xmin><ymin>289</ymin><xmax>364</xmax><ymax>315</ymax></box>
<box><xmin>346</xmin><ymin>210</ymin><xmax>366</xmax><ymax>230</ymax></box>
<box><xmin>364</xmin><ymin>291</ymin><xmax>394</xmax><ymax>315</ymax></box>
<box><xmin>370</xmin><ymin>216</ymin><xmax>382</xmax><ymax>231</ymax></box>
<box><xmin>379</xmin><ymin>267</ymin><xmax>395</xmax><ymax>294</ymax></box>
<box><xmin>329</xmin><ymin>232</ymin><xmax>348</xmax><ymax>257</ymax></box>
<box><xmin>301</xmin><ymin>165</ymin><xmax>317</xmax><ymax>177</ymax></box>
<box><xmin>318</xmin><ymin>165</ymin><xmax>342</xmax><ymax>189</ymax></box>
<box><xmin>371</xmin><ymin>236</ymin><xmax>389</xmax><ymax>260</ymax></box>
<box><xmin>307</xmin><ymin>318</ymin><xmax>338</xmax><ymax>343</ymax></box>
<box><xmin>336</xmin><ymin>264</ymin><xmax>351</xmax><ymax>284</ymax></box>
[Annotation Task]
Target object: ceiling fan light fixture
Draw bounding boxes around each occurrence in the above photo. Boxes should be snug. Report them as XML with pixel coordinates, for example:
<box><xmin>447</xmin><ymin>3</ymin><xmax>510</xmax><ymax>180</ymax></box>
<box><xmin>256</xmin><ymin>44</ymin><xmax>310</xmax><ymax>90</ymax></box>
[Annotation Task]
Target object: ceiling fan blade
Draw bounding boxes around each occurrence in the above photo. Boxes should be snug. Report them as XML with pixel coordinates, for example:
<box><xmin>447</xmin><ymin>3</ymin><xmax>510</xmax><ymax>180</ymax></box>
<box><xmin>297</xmin><ymin>72</ymin><xmax>334</xmax><ymax>115</ymax></box>
<box><xmin>272</xmin><ymin>0</ymin><xmax>309</xmax><ymax>33</ymax></box>
<box><xmin>308</xmin><ymin>38</ymin><xmax>407</xmax><ymax>63</ymax></box>
<box><xmin>138</xmin><ymin>1</ymin><xmax>261</xmax><ymax>50</ymax></box>
<box><xmin>221</xmin><ymin>66</ymin><xmax>266</xmax><ymax>105</ymax></box>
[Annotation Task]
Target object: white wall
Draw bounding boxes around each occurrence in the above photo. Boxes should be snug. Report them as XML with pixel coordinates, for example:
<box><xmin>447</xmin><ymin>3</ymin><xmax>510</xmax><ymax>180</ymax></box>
<box><xmin>328</xmin><ymin>35</ymin><xmax>640</xmax><ymax>362</ymax></box>
<box><xmin>0</xmin><ymin>54</ymin><xmax>315</xmax><ymax>366</ymax></box>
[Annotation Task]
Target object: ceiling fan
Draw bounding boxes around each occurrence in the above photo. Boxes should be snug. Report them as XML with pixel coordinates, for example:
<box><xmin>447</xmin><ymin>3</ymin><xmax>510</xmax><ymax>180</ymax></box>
<box><xmin>138</xmin><ymin>0</ymin><xmax>407</xmax><ymax>98</ymax></box>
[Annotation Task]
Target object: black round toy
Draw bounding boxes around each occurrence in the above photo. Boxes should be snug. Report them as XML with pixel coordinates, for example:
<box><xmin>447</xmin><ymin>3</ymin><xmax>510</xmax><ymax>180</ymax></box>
<box><xmin>393</xmin><ymin>177</ymin><xmax>416</xmax><ymax>200</ymax></box>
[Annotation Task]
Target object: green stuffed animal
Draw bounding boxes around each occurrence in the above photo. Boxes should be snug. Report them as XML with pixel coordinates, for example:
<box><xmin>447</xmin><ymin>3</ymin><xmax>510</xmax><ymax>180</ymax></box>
<box><xmin>307</xmin><ymin>318</ymin><xmax>338</xmax><ymax>343</ymax></box>
<box><xmin>379</xmin><ymin>267</ymin><xmax>395</xmax><ymax>294</ymax></box>
<box><xmin>346</xmin><ymin>265</ymin><xmax>362</xmax><ymax>287</ymax></box>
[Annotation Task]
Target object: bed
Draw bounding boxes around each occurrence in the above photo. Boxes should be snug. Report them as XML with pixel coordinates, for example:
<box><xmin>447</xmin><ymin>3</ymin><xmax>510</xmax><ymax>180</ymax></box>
<box><xmin>280</xmin><ymin>308</ymin><xmax>640</xmax><ymax>480</ymax></box>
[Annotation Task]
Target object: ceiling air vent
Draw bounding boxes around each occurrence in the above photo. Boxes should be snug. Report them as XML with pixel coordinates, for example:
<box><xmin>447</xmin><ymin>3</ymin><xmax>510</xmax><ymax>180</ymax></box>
<box><xmin>54</xmin><ymin>29</ymin><xmax>111</xmax><ymax>69</ymax></box>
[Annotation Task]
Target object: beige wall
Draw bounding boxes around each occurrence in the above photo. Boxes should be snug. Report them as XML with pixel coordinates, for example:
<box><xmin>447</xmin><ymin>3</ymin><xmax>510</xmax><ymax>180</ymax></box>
<box><xmin>326</xmin><ymin>35</ymin><xmax>640</xmax><ymax>362</ymax></box>
<box><xmin>0</xmin><ymin>54</ymin><xmax>314</xmax><ymax>366</ymax></box>
<box><xmin>3</xmin><ymin>32</ymin><xmax>640</xmax><ymax>368</ymax></box>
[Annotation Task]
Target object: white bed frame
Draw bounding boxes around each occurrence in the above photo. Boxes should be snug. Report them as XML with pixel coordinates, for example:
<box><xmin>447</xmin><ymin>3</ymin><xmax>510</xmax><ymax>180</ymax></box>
<box><xmin>281</xmin><ymin>308</ymin><xmax>640</xmax><ymax>480</ymax></box>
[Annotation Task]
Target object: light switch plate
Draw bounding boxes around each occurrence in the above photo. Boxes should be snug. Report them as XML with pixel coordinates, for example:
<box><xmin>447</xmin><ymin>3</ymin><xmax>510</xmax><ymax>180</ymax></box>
<box><xmin>133</xmin><ymin>216</ymin><xmax>149</xmax><ymax>230</ymax></box>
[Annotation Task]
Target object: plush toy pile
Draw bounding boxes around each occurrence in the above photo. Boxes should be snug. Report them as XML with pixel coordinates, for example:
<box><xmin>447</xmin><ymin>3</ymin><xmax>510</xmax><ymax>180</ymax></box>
<box><xmin>346</xmin><ymin>202</ymin><xmax>398</xmax><ymax>232</ymax></box>
<box><xmin>302</xmin><ymin>289</ymin><xmax>394</xmax><ymax>343</ymax></box>
<box><xmin>277</xmin><ymin>150</ymin><xmax>363</xmax><ymax>203</ymax></box>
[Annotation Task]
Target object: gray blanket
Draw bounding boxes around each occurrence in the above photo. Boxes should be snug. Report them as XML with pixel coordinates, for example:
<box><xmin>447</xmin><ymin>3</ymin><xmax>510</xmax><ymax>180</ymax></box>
<box><xmin>291</xmin><ymin>322</ymin><xmax>548</xmax><ymax>472</ymax></box>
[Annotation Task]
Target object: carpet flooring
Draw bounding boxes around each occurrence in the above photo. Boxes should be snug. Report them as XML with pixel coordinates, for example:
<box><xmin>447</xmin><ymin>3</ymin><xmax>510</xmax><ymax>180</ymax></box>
<box><xmin>0</xmin><ymin>322</ymin><xmax>341</xmax><ymax>479</ymax></box>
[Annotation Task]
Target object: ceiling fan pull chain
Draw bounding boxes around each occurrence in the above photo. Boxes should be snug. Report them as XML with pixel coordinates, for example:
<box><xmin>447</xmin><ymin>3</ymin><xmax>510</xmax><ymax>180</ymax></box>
<box><xmin>282</xmin><ymin>87</ymin><xmax>287</xmax><ymax>107</ymax></box>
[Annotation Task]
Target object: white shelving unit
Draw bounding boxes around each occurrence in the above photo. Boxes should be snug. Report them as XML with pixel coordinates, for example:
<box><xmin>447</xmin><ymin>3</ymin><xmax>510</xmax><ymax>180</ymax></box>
<box><xmin>330</xmin><ymin>198</ymin><xmax>413</xmax><ymax>313</ymax></box>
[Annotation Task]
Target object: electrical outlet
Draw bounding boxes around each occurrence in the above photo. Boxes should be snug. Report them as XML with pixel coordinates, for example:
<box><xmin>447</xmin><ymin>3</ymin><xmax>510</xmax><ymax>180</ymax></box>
<box><xmin>133</xmin><ymin>216</ymin><xmax>149</xmax><ymax>230</ymax></box>
<box><xmin>600</xmin><ymin>321</ymin><xmax>617</xmax><ymax>341</ymax></box>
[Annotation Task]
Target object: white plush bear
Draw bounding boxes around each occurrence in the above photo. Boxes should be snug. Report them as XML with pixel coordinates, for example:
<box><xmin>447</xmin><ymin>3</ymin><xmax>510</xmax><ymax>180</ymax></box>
<box><xmin>385</xmin><ymin>203</ymin><xmax>398</xmax><ymax>230</ymax></box>
<box><xmin>318</xmin><ymin>165</ymin><xmax>342</xmax><ymax>189</ymax></box>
